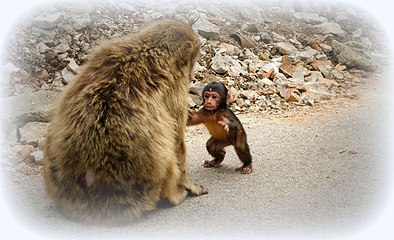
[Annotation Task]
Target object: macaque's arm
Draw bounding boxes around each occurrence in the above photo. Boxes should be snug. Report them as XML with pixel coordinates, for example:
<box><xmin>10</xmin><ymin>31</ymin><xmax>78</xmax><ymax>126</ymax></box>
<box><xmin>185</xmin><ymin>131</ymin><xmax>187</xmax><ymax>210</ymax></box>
<box><xmin>217</xmin><ymin>109</ymin><xmax>238</xmax><ymax>133</ymax></box>
<box><xmin>187</xmin><ymin>109</ymin><xmax>204</xmax><ymax>126</ymax></box>
<box><xmin>217</xmin><ymin>116</ymin><xmax>230</xmax><ymax>133</ymax></box>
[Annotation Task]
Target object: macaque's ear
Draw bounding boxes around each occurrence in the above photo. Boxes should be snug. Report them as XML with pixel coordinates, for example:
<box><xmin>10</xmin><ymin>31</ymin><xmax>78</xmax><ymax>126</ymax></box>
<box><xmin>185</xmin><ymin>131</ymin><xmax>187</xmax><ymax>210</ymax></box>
<box><xmin>226</xmin><ymin>92</ymin><xmax>234</xmax><ymax>105</ymax></box>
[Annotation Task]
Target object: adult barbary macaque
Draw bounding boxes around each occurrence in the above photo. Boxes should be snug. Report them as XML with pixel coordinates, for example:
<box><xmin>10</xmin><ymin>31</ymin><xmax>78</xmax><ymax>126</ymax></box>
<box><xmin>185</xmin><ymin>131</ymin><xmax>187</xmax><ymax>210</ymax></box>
<box><xmin>43</xmin><ymin>19</ymin><xmax>207</xmax><ymax>225</ymax></box>
<box><xmin>187</xmin><ymin>81</ymin><xmax>253</xmax><ymax>174</ymax></box>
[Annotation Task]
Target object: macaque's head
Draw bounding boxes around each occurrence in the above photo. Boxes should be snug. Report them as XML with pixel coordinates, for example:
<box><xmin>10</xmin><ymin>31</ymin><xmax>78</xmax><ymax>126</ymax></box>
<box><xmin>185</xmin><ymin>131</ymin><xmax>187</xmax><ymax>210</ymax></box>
<box><xmin>202</xmin><ymin>81</ymin><xmax>229</xmax><ymax>111</ymax></box>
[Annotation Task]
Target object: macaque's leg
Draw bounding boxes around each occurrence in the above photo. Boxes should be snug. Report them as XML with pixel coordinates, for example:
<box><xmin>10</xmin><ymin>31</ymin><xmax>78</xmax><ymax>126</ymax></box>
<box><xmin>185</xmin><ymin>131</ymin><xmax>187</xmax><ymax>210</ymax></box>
<box><xmin>176</xmin><ymin>128</ymin><xmax>208</xmax><ymax>196</ymax></box>
<box><xmin>234</xmin><ymin>132</ymin><xmax>253</xmax><ymax>174</ymax></box>
<box><xmin>160</xmin><ymin>161</ymin><xmax>188</xmax><ymax>207</ymax></box>
<box><xmin>205</xmin><ymin>137</ymin><xmax>230</xmax><ymax>168</ymax></box>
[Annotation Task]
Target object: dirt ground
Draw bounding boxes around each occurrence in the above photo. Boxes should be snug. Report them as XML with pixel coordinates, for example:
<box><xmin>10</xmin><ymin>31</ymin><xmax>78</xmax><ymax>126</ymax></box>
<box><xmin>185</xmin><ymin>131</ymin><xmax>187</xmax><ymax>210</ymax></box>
<box><xmin>0</xmin><ymin>73</ymin><xmax>393</xmax><ymax>240</ymax></box>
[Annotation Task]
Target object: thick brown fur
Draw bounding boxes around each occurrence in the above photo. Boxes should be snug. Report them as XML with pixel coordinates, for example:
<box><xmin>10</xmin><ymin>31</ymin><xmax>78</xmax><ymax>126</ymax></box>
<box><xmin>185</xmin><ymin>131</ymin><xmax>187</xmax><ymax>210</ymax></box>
<box><xmin>43</xmin><ymin>19</ymin><xmax>207</xmax><ymax>225</ymax></box>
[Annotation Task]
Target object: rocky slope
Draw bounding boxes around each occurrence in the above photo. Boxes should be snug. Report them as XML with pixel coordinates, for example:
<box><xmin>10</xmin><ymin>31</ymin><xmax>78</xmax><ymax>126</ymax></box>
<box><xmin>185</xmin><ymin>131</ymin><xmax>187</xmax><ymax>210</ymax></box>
<box><xmin>0</xmin><ymin>0</ymin><xmax>389</xmax><ymax>163</ymax></box>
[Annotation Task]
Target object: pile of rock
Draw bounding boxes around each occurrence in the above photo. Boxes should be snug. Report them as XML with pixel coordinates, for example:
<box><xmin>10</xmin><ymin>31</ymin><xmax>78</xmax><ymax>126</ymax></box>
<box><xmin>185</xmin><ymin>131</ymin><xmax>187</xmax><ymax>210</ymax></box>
<box><xmin>1</xmin><ymin>0</ymin><xmax>388</xmax><ymax>167</ymax></box>
<box><xmin>185</xmin><ymin>2</ymin><xmax>385</xmax><ymax>113</ymax></box>
<box><xmin>1</xmin><ymin>0</ymin><xmax>387</xmax><ymax>118</ymax></box>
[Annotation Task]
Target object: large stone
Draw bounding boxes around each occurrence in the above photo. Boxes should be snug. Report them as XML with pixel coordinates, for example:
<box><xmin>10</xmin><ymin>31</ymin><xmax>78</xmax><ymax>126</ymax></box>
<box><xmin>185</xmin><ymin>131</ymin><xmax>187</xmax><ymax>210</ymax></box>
<box><xmin>240</xmin><ymin>90</ymin><xmax>259</xmax><ymax>102</ymax></box>
<box><xmin>244</xmin><ymin>58</ymin><xmax>265</xmax><ymax>73</ymax></box>
<box><xmin>271</xmin><ymin>32</ymin><xmax>286</xmax><ymax>41</ymax></box>
<box><xmin>261</xmin><ymin>62</ymin><xmax>280</xmax><ymax>74</ymax></box>
<box><xmin>289</xmin><ymin>68</ymin><xmax>305</xmax><ymax>84</ymax></box>
<box><xmin>270</xmin><ymin>94</ymin><xmax>282</xmax><ymax>106</ymax></box>
<box><xmin>36</xmin><ymin>42</ymin><xmax>50</xmax><ymax>54</ymax></box>
<box><xmin>319</xmin><ymin>44</ymin><xmax>332</xmax><ymax>53</ymax></box>
<box><xmin>197</xmin><ymin>29</ymin><xmax>220</xmax><ymax>40</ymax></box>
<box><xmin>225</xmin><ymin>56</ymin><xmax>247</xmax><ymax>77</ymax></box>
<box><xmin>274</xmin><ymin>73</ymin><xmax>291</xmax><ymax>86</ymax></box>
<box><xmin>275</xmin><ymin>42</ymin><xmax>298</xmax><ymax>55</ymax></box>
<box><xmin>259</xmin><ymin>31</ymin><xmax>273</xmax><ymax>43</ymax></box>
<box><xmin>279</xmin><ymin>56</ymin><xmax>295</xmax><ymax>77</ymax></box>
<box><xmin>30</xmin><ymin>150</ymin><xmax>44</xmax><ymax>164</ymax></box>
<box><xmin>211</xmin><ymin>51</ymin><xmax>246</xmax><ymax>76</ymax></box>
<box><xmin>310</xmin><ymin>59</ymin><xmax>333</xmax><ymax>78</ymax></box>
<box><xmin>304</xmin><ymin>82</ymin><xmax>333</xmax><ymax>100</ymax></box>
<box><xmin>32</xmin><ymin>13</ymin><xmax>63</xmax><ymax>30</ymax></box>
<box><xmin>315</xmin><ymin>22</ymin><xmax>345</xmax><ymax>36</ymax></box>
<box><xmin>293</xmin><ymin>12</ymin><xmax>328</xmax><ymax>24</ymax></box>
<box><xmin>193</xmin><ymin>18</ymin><xmax>220</xmax><ymax>40</ymax></box>
<box><xmin>257</xmin><ymin>78</ymin><xmax>274</xmax><ymax>88</ymax></box>
<box><xmin>54</xmin><ymin>43</ymin><xmax>71</xmax><ymax>54</ymax></box>
<box><xmin>18</xmin><ymin>145</ymin><xmax>37</xmax><ymax>160</ymax></box>
<box><xmin>218</xmin><ymin>43</ymin><xmax>242</xmax><ymax>56</ymax></box>
<box><xmin>211</xmin><ymin>52</ymin><xmax>229</xmax><ymax>74</ymax></box>
<box><xmin>294</xmin><ymin>46</ymin><xmax>319</xmax><ymax>64</ymax></box>
<box><xmin>72</xmin><ymin>13</ymin><xmax>91</xmax><ymax>30</ymax></box>
<box><xmin>285</xmin><ymin>89</ymin><xmax>300</xmax><ymax>102</ymax></box>
<box><xmin>189</xmin><ymin>82</ymin><xmax>205</xmax><ymax>96</ymax></box>
<box><xmin>61</xmin><ymin>68</ymin><xmax>76</xmax><ymax>84</ymax></box>
<box><xmin>19</xmin><ymin>122</ymin><xmax>49</xmax><ymax>147</ymax></box>
<box><xmin>300</xmin><ymin>93</ymin><xmax>315</xmax><ymax>106</ymax></box>
<box><xmin>67</xmin><ymin>58</ymin><xmax>80</xmax><ymax>73</ymax></box>
<box><xmin>331</xmin><ymin>40</ymin><xmax>377</xmax><ymax>71</ymax></box>
<box><xmin>243</xmin><ymin>23</ymin><xmax>259</xmax><ymax>33</ymax></box>
<box><xmin>188</xmin><ymin>95</ymin><xmax>197</xmax><ymax>108</ymax></box>
<box><xmin>309</xmin><ymin>71</ymin><xmax>324</xmax><ymax>82</ymax></box>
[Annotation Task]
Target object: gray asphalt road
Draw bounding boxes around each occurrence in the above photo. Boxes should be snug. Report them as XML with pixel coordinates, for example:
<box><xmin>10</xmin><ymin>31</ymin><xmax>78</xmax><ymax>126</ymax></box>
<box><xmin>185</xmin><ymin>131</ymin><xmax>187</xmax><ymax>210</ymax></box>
<box><xmin>1</xmin><ymin>75</ymin><xmax>393</xmax><ymax>240</ymax></box>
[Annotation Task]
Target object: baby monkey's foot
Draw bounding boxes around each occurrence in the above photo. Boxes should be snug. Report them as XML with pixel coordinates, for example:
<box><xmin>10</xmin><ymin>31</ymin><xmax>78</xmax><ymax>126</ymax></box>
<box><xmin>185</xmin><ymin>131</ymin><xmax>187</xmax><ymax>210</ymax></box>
<box><xmin>203</xmin><ymin>159</ymin><xmax>222</xmax><ymax>168</ymax></box>
<box><xmin>235</xmin><ymin>164</ymin><xmax>253</xmax><ymax>174</ymax></box>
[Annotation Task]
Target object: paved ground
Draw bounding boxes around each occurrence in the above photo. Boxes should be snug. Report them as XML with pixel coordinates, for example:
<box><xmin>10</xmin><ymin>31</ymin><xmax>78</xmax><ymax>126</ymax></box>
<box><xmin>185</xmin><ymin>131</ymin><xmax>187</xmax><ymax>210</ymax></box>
<box><xmin>1</xmin><ymin>74</ymin><xmax>393</xmax><ymax>240</ymax></box>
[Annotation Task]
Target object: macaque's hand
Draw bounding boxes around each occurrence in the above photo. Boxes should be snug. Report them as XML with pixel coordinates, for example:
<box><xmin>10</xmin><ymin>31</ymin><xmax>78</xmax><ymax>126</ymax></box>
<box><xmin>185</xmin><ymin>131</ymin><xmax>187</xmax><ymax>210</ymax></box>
<box><xmin>188</xmin><ymin>109</ymin><xmax>197</xmax><ymax>119</ymax></box>
<box><xmin>217</xmin><ymin>117</ymin><xmax>230</xmax><ymax>133</ymax></box>
<box><xmin>187</xmin><ymin>109</ymin><xmax>202</xmax><ymax>126</ymax></box>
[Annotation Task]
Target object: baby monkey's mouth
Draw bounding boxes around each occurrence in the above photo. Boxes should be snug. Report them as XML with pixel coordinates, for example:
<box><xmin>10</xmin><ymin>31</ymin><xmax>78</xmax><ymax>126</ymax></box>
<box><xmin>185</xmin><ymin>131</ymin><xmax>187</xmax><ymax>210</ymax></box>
<box><xmin>204</xmin><ymin>105</ymin><xmax>216</xmax><ymax>111</ymax></box>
